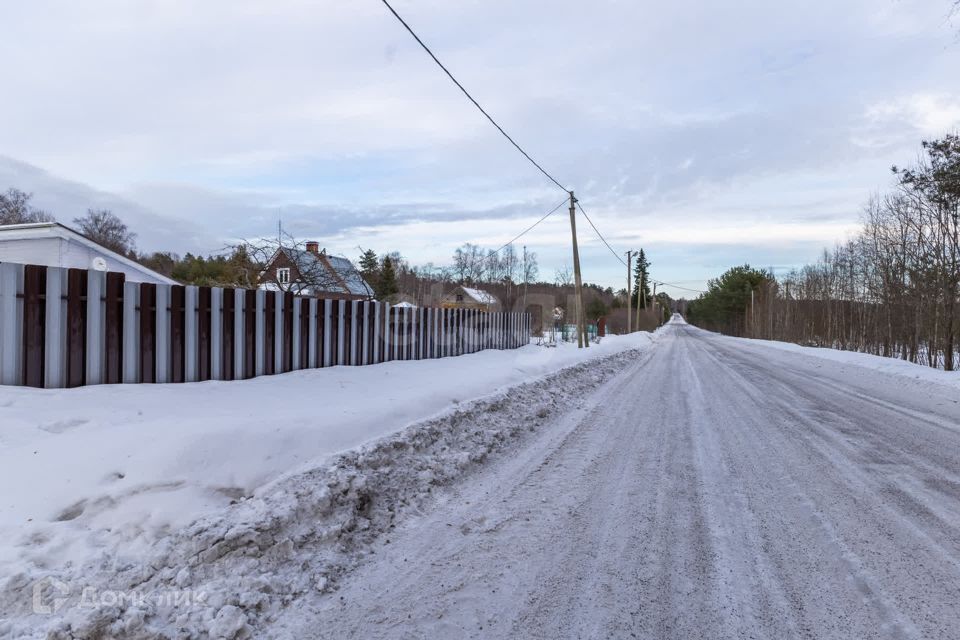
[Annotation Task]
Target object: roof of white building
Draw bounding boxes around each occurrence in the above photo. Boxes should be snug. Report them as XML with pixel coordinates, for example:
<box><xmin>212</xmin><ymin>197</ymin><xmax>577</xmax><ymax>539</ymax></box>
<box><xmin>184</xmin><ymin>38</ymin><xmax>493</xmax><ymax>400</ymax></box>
<box><xmin>0</xmin><ymin>222</ymin><xmax>177</xmax><ymax>284</ymax></box>
<box><xmin>458</xmin><ymin>286</ymin><xmax>499</xmax><ymax>305</ymax></box>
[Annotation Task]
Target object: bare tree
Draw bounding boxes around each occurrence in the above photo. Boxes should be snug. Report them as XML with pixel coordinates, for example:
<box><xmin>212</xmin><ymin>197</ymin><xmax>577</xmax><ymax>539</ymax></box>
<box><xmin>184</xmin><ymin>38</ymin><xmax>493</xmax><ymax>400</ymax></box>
<box><xmin>523</xmin><ymin>248</ymin><xmax>539</xmax><ymax>284</ymax></box>
<box><xmin>555</xmin><ymin>264</ymin><xmax>573</xmax><ymax>288</ymax></box>
<box><xmin>452</xmin><ymin>243</ymin><xmax>485</xmax><ymax>284</ymax></box>
<box><xmin>73</xmin><ymin>209</ymin><xmax>137</xmax><ymax>255</ymax></box>
<box><xmin>718</xmin><ymin>134</ymin><xmax>960</xmax><ymax>370</ymax></box>
<box><xmin>0</xmin><ymin>188</ymin><xmax>53</xmax><ymax>224</ymax></box>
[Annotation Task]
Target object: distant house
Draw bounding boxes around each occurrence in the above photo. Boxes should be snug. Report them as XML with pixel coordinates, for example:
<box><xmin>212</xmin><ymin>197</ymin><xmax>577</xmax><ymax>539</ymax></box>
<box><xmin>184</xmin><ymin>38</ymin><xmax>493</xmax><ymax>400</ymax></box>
<box><xmin>260</xmin><ymin>241</ymin><xmax>373</xmax><ymax>300</ymax></box>
<box><xmin>0</xmin><ymin>222</ymin><xmax>176</xmax><ymax>285</ymax></box>
<box><xmin>440</xmin><ymin>285</ymin><xmax>500</xmax><ymax>312</ymax></box>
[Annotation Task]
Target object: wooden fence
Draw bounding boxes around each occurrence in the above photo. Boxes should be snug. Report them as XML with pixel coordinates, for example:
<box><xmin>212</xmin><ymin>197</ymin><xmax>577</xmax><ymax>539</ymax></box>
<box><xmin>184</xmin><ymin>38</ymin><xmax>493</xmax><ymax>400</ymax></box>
<box><xmin>0</xmin><ymin>262</ymin><xmax>531</xmax><ymax>388</ymax></box>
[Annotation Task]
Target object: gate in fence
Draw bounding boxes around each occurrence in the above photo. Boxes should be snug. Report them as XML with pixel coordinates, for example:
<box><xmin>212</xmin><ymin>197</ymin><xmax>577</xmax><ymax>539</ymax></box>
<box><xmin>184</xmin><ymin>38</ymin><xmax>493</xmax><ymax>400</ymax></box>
<box><xmin>0</xmin><ymin>262</ymin><xmax>531</xmax><ymax>388</ymax></box>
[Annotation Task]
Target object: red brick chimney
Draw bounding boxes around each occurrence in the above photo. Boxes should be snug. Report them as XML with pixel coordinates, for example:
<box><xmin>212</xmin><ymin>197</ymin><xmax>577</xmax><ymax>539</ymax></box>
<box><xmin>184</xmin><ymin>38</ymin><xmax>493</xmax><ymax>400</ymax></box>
<box><xmin>305</xmin><ymin>241</ymin><xmax>320</xmax><ymax>255</ymax></box>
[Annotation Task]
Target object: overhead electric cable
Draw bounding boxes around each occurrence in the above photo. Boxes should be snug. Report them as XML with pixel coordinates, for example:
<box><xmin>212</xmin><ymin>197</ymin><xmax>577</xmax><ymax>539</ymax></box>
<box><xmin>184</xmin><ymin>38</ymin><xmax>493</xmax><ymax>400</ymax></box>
<box><xmin>380</xmin><ymin>0</ymin><xmax>567</xmax><ymax>192</ymax></box>
<box><xmin>576</xmin><ymin>202</ymin><xmax>707</xmax><ymax>294</ymax></box>
<box><xmin>575</xmin><ymin>201</ymin><xmax>628</xmax><ymax>267</ymax></box>
<box><xmin>654</xmin><ymin>281</ymin><xmax>706</xmax><ymax>294</ymax></box>
<box><xmin>493</xmin><ymin>199</ymin><xmax>568</xmax><ymax>254</ymax></box>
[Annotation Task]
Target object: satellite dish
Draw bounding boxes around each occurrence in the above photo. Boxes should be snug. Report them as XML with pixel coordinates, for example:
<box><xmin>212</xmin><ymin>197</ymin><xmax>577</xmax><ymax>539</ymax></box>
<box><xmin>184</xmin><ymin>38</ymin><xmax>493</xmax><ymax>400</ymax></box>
<box><xmin>91</xmin><ymin>257</ymin><xmax>108</xmax><ymax>272</ymax></box>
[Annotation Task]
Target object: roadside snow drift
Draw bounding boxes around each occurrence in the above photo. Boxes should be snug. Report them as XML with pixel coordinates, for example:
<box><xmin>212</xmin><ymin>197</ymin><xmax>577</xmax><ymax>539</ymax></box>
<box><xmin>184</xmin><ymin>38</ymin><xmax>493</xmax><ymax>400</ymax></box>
<box><xmin>0</xmin><ymin>336</ymin><xmax>652</xmax><ymax>639</ymax></box>
<box><xmin>742</xmin><ymin>337</ymin><xmax>960</xmax><ymax>389</ymax></box>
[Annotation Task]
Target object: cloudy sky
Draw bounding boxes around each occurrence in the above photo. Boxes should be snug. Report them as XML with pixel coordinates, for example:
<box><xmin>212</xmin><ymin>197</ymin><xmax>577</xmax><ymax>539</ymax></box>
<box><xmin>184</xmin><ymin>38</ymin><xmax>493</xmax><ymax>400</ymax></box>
<box><xmin>2</xmin><ymin>0</ymin><xmax>959</xmax><ymax>295</ymax></box>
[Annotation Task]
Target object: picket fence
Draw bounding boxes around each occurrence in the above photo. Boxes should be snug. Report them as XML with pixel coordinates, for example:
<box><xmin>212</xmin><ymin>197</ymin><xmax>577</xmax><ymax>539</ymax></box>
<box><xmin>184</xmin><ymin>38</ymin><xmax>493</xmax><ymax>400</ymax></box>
<box><xmin>0</xmin><ymin>262</ymin><xmax>531</xmax><ymax>389</ymax></box>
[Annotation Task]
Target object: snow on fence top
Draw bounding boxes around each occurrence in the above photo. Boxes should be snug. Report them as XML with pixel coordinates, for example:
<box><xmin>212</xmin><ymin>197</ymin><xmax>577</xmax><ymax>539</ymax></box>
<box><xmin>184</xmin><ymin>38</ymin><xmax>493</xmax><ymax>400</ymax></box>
<box><xmin>0</xmin><ymin>261</ymin><xmax>531</xmax><ymax>389</ymax></box>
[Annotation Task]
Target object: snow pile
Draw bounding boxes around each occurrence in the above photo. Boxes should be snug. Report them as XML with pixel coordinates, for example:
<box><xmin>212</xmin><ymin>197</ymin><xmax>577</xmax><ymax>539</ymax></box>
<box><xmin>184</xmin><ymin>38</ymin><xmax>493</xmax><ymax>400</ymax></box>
<box><xmin>742</xmin><ymin>337</ymin><xmax>960</xmax><ymax>390</ymax></box>
<box><xmin>0</xmin><ymin>342</ymin><xmax>649</xmax><ymax>639</ymax></box>
<box><xmin>677</xmin><ymin>312</ymin><xmax>959</xmax><ymax>390</ymax></box>
<box><xmin>0</xmin><ymin>332</ymin><xmax>651</xmax><ymax>577</ymax></box>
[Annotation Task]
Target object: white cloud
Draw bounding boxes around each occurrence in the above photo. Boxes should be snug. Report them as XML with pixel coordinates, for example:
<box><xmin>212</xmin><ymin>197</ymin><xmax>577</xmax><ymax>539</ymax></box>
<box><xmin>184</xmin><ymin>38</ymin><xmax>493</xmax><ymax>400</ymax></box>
<box><xmin>864</xmin><ymin>93</ymin><xmax>960</xmax><ymax>137</ymax></box>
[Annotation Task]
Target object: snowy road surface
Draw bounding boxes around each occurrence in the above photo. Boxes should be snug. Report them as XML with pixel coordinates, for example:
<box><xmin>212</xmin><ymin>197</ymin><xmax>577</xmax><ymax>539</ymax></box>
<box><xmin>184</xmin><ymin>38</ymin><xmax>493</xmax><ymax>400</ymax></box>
<box><xmin>273</xmin><ymin>322</ymin><xmax>960</xmax><ymax>639</ymax></box>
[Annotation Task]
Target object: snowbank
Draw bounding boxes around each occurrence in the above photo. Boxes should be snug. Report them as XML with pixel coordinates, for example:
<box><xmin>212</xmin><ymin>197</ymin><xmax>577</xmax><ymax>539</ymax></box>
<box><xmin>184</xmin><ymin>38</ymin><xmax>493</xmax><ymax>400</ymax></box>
<box><xmin>0</xmin><ymin>332</ymin><xmax>652</xmax><ymax>579</ymax></box>
<box><xmin>0</xmin><ymin>335</ymin><xmax>652</xmax><ymax>639</ymax></box>
<box><xmin>675</xmin><ymin>312</ymin><xmax>960</xmax><ymax>390</ymax></box>
<box><xmin>735</xmin><ymin>337</ymin><xmax>960</xmax><ymax>391</ymax></box>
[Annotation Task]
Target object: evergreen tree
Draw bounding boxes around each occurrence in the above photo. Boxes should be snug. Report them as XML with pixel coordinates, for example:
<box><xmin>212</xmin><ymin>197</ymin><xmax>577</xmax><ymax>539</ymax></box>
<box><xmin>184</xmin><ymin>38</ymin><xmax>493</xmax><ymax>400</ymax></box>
<box><xmin>376</xmin><ymin>255</ymin><xmax>399</xmax><ymax>300</ymax></box>
<box><xmin>632</xmin><ymin>249</ymin><xmax>651</xmax><ymax>308</ymax></box>
<box><xmin>686</xmin><ymin>265</ymin><xmax>769</xmax><ymax>332</ymax></box>
<box><xmin>585</xmin><ymin>297</ymin><xmax>609</xmax><ymax>323</ymax></box>
<box><xmin>358</xmin><ymin>249</ymin><xmax>379</xmax><ymax>279</ymax></box>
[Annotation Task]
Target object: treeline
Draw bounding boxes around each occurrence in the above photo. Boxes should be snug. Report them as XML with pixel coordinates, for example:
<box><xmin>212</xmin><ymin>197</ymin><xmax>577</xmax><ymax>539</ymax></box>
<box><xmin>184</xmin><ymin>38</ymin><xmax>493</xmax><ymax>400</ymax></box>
<box><xmin>688</xmin><ymin>133</ymin><xmax>959</xmax><ymax>371</ymax></box>
<box><xmin>357</xmin><ymin>244</ymin><xmax>630</xmax><ymax>320</ymax></box>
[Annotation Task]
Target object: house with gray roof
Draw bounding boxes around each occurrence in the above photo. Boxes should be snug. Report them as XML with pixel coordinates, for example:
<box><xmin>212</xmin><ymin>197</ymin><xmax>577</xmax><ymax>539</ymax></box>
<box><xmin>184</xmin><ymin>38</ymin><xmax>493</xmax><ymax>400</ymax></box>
<box><xmin>260</xmin><ymin>241</ymin><xmax>373</xmax><ymax>300</ymax></box>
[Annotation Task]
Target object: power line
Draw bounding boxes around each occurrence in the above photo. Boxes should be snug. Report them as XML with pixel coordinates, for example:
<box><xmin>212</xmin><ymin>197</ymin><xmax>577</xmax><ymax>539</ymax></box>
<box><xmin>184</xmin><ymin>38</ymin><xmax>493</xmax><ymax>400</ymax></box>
<box><xmin>381</xmin><ymin>0</ymin><xmax>695</xmax><ymax>299</ymax></box>
<box><xmin>654</xmin><ymin>280</ymin><xmax>705</xmax><ymax>294</ymax></box>
<box><xmin>575</xmin><ymin>201</ymin><xmax>628</xmax><ymax>267</ymax></box>
<box><xmin>493</xmin><ymin>199</ymin><xmax>568</xmax><ymax>254</ymax></box>
<box><xmin>576</xmin><ymin>202</ymin><xmax>704</xmax><ymax>293</ymax></box>
<box><xmin>380</xmin><ymin>0</ymin><xmax>567</xmax><ymax>192</ymax></box>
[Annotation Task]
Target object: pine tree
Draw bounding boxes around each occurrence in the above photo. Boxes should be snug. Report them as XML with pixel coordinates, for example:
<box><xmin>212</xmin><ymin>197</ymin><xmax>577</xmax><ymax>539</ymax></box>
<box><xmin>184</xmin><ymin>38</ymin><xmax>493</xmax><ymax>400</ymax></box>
<box><xmin>632</xmin><ymin>249</ymin><xmax>651</xmax><ymax>308</ymax></box>
<box><xmin>358</xmin><ymin>249</ymin><xmax>379</xmax><ymax>278</ymax></box>
<box><xmin>377</xmin><ymin>255</ymin><xmax>399</xmax><ymax>300</ymax></box>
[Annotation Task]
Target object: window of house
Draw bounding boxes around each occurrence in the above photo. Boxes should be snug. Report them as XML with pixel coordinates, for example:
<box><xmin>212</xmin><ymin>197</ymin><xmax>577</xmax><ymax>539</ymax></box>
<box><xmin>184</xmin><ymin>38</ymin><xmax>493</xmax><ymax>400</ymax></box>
<box><xmin>456</xmin><ymin>294</ymin><xmax>464</xmax><ymax>302</ymax></box>
<box><xmin>277</xmin><ymin>267</ymin><xmax>291</xmax><ymax>284</ymax></box>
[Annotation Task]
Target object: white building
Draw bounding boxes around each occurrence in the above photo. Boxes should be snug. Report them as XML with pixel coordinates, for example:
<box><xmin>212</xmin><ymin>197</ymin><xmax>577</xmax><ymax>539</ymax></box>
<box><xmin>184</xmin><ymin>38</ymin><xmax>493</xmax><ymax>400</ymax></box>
<box><xmin>0</xmin><ymin>222</ymin><xmax>177</xmax><ymax>284</ymax></box>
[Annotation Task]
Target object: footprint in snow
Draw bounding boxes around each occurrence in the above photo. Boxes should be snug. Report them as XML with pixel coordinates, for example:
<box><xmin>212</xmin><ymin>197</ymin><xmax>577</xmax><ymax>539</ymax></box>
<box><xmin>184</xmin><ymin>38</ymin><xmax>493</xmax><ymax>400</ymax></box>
<box><xmin>39</xmin><ymin>418</ymin><xmax>88</xmax><ymax>434</ymax></box>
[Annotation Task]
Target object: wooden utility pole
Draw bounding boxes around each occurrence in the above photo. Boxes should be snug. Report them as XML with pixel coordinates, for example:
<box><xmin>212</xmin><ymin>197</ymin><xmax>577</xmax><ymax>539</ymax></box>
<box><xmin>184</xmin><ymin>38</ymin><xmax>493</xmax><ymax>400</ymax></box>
<box><xmin>635</xmin><ymin>282</ymin><xmax>641</xmax><ymax>330</ymax></box>
<box><xmin>652</xmin><ymin>282</ymin><xmax>658</xmax><ymax>326</ymax></box>
<box><xmin>568</xmin><ymin>190</ymin><xmax>587</xmax><ymax>348</ymax></box>
<box><xmin>626</xmin><ymin>250</ymin><xmax>632</xmax><ymax>334</ymax></box>
<box><xmin>522</xmin><ymin>245</ymin><xmax>528</xmax><ymax>311</ymax></box>
<box><xmin>635</xmin><ymin>263</ymin><xmax>643</xmax><ymax>330</ymax></box>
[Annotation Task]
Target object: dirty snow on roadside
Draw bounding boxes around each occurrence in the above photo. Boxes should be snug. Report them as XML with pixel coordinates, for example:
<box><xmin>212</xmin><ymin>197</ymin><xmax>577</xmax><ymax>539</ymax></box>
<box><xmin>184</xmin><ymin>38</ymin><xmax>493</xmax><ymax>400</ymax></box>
<box><xmin>0</xmin><ymin>333</ymin><xmax>651</xmax><ymax>638</ymax></box>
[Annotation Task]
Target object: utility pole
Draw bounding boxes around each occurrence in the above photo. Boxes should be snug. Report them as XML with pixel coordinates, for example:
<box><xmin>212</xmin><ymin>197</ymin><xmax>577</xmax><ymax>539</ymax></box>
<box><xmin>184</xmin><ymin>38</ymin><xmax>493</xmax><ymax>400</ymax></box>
<box><xmin>635</xmin><ymin>260</ymin><xmax>643</xmax><ymax>330</ymax></box>
<box><xmin>522</xmin><ymin>245</ymin><xmax>528</xmax><ymax>311</ymax></box>
<box><xmin>635</xmin><ymin>278</ymin><xmax>642</xmax><ymax>331</ymax></box>
<box><xmin>568</xmin><ymin>190</ymin><xmax>587</xmax><ymax>348</ymax></box>
<box><xmin>652</xmin><ymin>282</ymin><xmax>658</xmax><ymax>326</ymax></box>
<box><xmin>626</xmin><ymin>250</ymin><xmax>632</xmax><ymax>334</ymax></box>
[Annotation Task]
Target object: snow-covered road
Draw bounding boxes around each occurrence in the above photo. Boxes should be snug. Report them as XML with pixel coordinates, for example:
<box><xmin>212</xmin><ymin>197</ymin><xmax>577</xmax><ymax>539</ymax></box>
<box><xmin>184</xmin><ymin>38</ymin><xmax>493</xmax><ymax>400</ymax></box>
<box><xmin>274</xmin><ymin>322</ymin><xmax>960</xmax><ymax>639</ymax></box>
